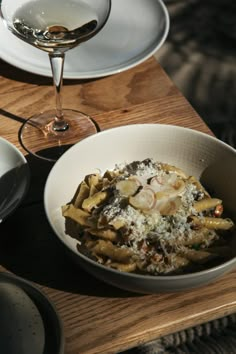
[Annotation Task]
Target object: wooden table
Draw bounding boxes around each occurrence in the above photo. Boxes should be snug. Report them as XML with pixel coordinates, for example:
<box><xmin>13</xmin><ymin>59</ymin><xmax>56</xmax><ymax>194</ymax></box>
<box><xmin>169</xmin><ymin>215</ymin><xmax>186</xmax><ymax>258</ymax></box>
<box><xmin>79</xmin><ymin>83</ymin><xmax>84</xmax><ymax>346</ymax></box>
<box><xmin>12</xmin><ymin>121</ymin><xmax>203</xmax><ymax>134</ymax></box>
<box><xmin>0</xmin><ymin>57</ymin><xmax>236</xmax><ymax>354</ymax></box>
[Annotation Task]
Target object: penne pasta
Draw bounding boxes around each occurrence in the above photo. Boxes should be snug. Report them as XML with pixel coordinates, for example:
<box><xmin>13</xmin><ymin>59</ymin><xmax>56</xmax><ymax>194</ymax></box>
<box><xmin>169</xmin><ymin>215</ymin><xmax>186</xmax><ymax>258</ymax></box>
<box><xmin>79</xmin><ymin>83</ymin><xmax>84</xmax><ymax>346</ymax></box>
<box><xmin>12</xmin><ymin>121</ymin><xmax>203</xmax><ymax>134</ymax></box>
<box><xmin>82</xmin><ymin>190</ymin><xmax>109</xmax><ymax>212</ymax></box>
<box><xmin>190</xmin><ymin>216</ymin><xmax>234</xmax><ymax>230</ymax></box>
<box><xmin>85</xmin><ymin>173</ymin><xmax>101</xmax><ymax>188</ymax></box>
<box><xmin>62</xmin><ymin>159</ymin><xmax>235</xmax><ymax>275</ymax></box>
<box><xmin>107</xmin><ymin>262</ymin><xmax>137</xmax><ymax>272</ymax></box>
<box><xmin>193</xmin><ymin>198</ymin><xmax>222</xmax><ymax>213</ymax></box>
<box><xmin>91</xmin><ymin>240</ymin><xmax>132</xmax><ymax>263</ymax></box>
<box><xmin>87</xmin><ymin>228</ymin><xmax>118</xmax><ymax>242</ymax></box>
<box><xmin>180</xmin><ymin>248</ymin><xmax>216</xmax><ymax>264</ymax></box>
<box><xmin>62</xmin><ymin>204</ymin><xmax>91</xmax><ymax>226</ymax></box>
<box><xmin>72</xmin><ymin>181</ymin><xmax>90</xmax><ymax>208</ymax></box>
<box><xmin>167</xmin><ymin>228</ymin><xmax>215</xmax><ymax>247</ymax></box>
<box><xmin>158</xmin><ymin>162</ymin><xmax>188</xmax><ymax>179</ymax></box>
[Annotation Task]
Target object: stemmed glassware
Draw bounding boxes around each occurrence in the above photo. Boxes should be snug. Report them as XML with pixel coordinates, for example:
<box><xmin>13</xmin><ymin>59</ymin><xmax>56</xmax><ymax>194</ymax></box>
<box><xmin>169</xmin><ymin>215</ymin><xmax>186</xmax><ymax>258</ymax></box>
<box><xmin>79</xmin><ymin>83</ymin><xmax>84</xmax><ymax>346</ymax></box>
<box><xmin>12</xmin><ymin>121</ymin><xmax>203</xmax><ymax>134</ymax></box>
<box><xmin>0</xmin><ymin>0</ymin><xmax>112</xmax><ymax>161</ymax></box>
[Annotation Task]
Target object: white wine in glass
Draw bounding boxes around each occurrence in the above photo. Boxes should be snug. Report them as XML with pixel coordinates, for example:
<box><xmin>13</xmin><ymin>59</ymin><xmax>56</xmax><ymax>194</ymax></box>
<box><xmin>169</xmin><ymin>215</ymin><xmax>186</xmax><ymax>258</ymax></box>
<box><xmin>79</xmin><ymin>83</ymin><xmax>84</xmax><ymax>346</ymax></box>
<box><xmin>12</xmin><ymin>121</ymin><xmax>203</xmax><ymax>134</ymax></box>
<box><xmin>0</xmin><ymin>0</ymin><xmax>112</xmax><ymax>161</ymax></box>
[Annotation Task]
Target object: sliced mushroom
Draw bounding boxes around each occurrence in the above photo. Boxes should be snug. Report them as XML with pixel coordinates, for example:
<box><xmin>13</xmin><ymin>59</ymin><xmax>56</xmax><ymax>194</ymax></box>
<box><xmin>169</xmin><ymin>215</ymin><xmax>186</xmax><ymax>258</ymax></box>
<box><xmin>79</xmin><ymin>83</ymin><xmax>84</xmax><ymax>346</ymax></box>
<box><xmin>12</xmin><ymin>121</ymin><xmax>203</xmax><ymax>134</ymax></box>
<box><xmin>116</xmin><ymin>178</ymin><xmax>140</xmax><ymax>197</ymax></box>
<box><xmin>129</xmin><ymin>187</ymin><xmax>156</xmax><ymax>211</ymax></box>
<box><xmin>156</xmin><ymin>197</ymin><xmax>182</xmax><ymax>216</ymax></box>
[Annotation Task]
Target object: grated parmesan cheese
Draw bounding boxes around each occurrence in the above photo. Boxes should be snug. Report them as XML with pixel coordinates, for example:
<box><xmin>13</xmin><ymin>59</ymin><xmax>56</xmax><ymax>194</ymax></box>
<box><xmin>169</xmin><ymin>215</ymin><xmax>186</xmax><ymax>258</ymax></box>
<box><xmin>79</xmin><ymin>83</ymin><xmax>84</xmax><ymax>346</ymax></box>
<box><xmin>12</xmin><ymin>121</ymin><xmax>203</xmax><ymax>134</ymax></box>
<box><xmin>65</xmin><ymin>159</ymin><xmax>233</xmax><ymax>275</ymax></box>
<box><xmin>90</xmin><ymin>159</ymin><xmax>221</xmax><ymax>274</ymax></box>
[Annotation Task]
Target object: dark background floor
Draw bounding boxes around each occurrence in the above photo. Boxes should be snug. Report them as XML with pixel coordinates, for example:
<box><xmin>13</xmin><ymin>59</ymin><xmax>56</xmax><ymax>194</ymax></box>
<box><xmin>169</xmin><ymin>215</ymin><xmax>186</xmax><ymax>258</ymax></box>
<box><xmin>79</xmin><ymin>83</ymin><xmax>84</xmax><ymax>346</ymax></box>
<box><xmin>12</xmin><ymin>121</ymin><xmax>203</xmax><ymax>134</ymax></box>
<box><xmin>155</xmin><ymin>0</ymin><xmax>236</xmax><ymax>147</ymax></box>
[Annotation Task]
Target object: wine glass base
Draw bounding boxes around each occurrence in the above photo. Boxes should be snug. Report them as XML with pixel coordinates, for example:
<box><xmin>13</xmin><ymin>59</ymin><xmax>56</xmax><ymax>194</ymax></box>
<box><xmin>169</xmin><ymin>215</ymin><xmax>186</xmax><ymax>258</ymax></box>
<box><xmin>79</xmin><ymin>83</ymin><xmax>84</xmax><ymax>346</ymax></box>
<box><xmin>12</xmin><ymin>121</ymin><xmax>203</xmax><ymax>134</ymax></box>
<box><xmin>19</xmin><ymin>109</ymin><xmax>98</xmax><ymax>162</ymax></box>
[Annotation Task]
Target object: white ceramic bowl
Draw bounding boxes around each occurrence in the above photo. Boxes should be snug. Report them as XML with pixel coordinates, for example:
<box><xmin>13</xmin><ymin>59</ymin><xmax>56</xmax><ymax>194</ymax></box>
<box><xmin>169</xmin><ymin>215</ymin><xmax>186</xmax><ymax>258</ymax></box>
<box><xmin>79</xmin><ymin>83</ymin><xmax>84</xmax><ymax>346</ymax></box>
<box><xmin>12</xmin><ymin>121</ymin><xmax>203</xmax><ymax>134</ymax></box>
<box><xmin>44</xmin><ymin>124</ymin><xmax>236</xmax><ymax>293</ymax></box>
<box><xmin>0</xmin><ymin>138</ymin><xmax>30</xmax><ymax>222</ymax></box>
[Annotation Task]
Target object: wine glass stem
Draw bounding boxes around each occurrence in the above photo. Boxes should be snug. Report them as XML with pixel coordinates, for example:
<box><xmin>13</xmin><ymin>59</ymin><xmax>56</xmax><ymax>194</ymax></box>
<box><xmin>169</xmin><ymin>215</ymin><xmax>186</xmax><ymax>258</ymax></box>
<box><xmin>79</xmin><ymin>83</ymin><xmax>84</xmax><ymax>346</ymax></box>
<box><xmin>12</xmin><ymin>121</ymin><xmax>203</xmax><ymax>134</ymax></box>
<box><xmin>49</xmin><ymin>52</ymin><xmax>69</xmax><ymax>132</ymax></box>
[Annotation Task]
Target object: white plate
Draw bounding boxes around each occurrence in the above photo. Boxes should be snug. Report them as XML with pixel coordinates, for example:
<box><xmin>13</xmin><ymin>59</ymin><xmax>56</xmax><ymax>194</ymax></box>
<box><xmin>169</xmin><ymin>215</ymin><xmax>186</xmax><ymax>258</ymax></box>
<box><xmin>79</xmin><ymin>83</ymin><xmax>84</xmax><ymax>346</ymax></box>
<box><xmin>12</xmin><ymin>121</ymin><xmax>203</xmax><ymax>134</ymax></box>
<box><xmin>0</xmin><ymin>138</ymin><xmax>30</xmax><ymax>222</ymax></box>
<box><xmin>0</xmin><ymin>0</ymin><xmax>169</xmax><ymax>79</ymax></box>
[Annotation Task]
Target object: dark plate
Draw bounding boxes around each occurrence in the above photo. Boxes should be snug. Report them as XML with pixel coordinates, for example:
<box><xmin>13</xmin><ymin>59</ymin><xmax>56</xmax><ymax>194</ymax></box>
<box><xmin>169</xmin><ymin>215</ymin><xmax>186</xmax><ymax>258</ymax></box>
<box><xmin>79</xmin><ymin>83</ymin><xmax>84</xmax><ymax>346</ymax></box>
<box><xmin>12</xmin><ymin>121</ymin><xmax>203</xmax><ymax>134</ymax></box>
<box><xmin>0</xmin><ymin>272</ymin><xmax>64</xmax><ymax>354</ymax></box>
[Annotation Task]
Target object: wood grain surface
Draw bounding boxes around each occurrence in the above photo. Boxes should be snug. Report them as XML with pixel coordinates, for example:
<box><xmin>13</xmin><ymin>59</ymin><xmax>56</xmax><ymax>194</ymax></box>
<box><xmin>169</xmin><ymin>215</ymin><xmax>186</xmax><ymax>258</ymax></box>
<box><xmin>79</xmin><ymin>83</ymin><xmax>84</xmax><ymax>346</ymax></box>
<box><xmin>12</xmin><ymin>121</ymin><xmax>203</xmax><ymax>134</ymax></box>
<box><xmin>0</xmin><ymin>57</ymin><xmax>235</xmax><ymax>354</ymax></box>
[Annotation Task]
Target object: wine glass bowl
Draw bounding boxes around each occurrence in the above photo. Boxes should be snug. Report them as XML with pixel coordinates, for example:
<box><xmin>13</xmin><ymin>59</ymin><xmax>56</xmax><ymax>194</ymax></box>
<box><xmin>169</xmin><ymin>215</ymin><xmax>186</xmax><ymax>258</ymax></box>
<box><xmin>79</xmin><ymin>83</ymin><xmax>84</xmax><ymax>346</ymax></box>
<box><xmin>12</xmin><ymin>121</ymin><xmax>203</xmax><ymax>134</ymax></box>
<box><xmin>3</xmin><ymin>0</ymin><xmax>112</xmax><ymax>53</ymax></box>
<box><xmin>0</xmin><ymin>0</ymin><xmax>111</xmax><ymax>161</ymax></box>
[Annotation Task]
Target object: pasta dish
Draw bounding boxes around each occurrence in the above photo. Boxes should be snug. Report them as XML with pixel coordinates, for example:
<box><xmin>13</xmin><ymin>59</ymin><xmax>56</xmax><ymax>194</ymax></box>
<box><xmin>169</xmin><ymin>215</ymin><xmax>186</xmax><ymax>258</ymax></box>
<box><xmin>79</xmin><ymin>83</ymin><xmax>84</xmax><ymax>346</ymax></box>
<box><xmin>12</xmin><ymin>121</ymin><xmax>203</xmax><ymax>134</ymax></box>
<box><xmin>62</xmin><ymin>159</ymin><xmax>235</xmax><ymax>275</ymax></box>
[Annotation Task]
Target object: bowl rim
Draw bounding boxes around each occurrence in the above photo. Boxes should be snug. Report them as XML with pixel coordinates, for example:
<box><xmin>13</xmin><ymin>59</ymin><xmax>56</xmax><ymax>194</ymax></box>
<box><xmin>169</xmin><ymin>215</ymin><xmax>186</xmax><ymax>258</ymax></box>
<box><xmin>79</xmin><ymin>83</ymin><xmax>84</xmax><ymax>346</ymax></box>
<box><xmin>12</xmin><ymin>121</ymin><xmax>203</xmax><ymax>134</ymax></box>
<box><xmin>44</xmin><ymin>123</ymin><xmax>236</xmax><ymax>281</ymax></box>
<box><xmin>47</xmin><ymin>123</ymin><xmax>236</xmax><ymax>161</ymax></box>
<box><xmin>0</xmin><ymin>137</ymin><xmax>30</xmax><ymax>222</ymax></box>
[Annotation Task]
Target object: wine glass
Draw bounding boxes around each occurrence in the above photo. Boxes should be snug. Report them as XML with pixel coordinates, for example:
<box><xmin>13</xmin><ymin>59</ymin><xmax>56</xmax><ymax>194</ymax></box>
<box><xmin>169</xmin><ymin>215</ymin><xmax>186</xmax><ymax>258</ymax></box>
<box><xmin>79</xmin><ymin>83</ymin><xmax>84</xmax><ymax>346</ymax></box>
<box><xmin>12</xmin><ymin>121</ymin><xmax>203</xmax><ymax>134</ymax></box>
<box><xmin>0</xmin><ymin>0</ymin><xmax>112</xmax><ymax>162</ymax></box>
